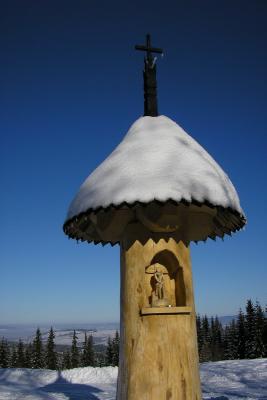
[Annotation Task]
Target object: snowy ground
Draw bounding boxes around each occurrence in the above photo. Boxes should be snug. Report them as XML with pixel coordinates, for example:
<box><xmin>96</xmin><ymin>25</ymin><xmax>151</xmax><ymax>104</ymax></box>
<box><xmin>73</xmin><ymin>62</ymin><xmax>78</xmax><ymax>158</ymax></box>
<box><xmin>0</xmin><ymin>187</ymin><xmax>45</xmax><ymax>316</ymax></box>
<box><xmin>0</xmin><ymin>359</ymin><xmax>266</xmax><ymax>400</ymax></box>
<box><xmin>201</xmin><ymin>359</ymin><xmax>267</xmax><ymax>400</ymax></box>
<box><xmin>0</xmin><ymin>367</ymin><xmax>117</xmax><ymax>400</ymax></box>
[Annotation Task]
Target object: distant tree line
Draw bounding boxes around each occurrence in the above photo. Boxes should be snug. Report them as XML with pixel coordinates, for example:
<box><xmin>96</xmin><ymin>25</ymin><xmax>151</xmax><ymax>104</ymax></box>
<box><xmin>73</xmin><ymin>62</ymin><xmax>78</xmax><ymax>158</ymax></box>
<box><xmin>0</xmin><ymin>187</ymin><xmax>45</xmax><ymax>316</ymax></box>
<box><xmin>197</xmin><ymin>299</ymin><xmax>267</xmax><ymax>362</ymax></box>
<box><xmin>1</xmin><ymin>299</ymin><xmax>266</xmax><ymax>369</ymax></box>
<box><xmin>0</xmin><ymin>327</ymin><xmax>120</xmax><ymax>370</ymax></box>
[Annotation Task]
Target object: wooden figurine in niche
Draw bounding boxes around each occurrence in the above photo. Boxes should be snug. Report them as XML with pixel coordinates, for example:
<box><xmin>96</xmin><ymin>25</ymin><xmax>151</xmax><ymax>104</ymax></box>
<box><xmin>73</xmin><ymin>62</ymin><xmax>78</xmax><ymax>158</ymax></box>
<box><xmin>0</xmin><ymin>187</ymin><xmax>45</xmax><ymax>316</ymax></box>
<box><xmin>146</xmin><ymin>263</ymin><xmax>170</xmax><ymax>307</ymax></box>
<box><xmin>145</xmin><ymin>250</ymin><xmax>187</xmax><ymax>308</ymax></box>
<box><xmin>153</xmin><ymin>268</ymin><xmax>167</xmax><ymax>306</ymax></box>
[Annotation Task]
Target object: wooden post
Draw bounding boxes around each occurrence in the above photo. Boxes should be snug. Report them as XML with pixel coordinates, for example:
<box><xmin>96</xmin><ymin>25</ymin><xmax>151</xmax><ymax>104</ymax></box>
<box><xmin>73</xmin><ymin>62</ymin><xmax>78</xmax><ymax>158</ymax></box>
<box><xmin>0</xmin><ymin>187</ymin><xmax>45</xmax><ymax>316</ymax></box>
<box><xmin>117</xmin><ymin>225</ymin><xmax>202</xmax><ymax>400</ymax></box>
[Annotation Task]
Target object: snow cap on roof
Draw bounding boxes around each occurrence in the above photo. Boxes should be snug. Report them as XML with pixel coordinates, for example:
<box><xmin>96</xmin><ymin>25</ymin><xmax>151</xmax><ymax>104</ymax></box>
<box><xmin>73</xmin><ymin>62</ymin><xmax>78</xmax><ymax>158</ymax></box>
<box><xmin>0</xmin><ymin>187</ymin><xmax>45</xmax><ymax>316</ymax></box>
<box><xmin>67</xmin><ymin>115</ymin><xmax>243</xmax><ymax>221</ymax></box>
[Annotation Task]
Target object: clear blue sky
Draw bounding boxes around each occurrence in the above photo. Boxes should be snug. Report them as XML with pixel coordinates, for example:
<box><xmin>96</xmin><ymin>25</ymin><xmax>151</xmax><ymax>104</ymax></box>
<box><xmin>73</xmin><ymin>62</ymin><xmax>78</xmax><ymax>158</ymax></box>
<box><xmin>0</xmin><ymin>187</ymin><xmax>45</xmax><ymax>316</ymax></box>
<box><xmin>1</xmin><ymin>1</ymin><xmax>266</xmax><ymax>324</ymax></box>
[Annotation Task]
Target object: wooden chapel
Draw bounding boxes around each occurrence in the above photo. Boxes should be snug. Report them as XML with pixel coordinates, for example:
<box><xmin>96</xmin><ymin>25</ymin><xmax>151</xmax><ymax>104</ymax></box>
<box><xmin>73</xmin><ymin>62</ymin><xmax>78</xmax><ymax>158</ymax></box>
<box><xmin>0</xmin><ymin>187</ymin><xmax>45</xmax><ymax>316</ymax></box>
<box><xmin>63</xmin><ymin>34</ymin><xmax>246</xmax><ymax>400</ymax></box>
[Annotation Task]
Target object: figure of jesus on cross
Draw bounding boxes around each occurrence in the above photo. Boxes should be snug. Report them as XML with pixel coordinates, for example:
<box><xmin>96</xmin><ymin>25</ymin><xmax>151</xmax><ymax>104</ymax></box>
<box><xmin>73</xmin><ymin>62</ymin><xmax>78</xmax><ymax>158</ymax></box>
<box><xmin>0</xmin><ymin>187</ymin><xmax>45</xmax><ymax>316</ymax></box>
<box><xmin>154</xmin><ymin>269</ymin><xmax>165</xmax><ymax>300</ymax></box>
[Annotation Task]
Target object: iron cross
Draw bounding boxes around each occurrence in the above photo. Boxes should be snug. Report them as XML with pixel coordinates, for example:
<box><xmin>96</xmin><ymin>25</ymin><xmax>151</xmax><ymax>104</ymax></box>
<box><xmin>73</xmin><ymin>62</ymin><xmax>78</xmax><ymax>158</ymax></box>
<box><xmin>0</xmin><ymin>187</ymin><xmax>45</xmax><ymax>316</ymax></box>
<box><xmin>135</xmin><ymin>34</ymin><xmax>163</xmax><ymax>65</ymax></box>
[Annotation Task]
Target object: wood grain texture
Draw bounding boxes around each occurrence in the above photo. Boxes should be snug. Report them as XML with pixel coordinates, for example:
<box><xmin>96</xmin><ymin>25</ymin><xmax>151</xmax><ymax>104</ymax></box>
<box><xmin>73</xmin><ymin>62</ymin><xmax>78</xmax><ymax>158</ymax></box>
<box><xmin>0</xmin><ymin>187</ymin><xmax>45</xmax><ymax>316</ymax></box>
<box><xmin>117</xmin><ymin>227</ymin><xmax>202</xmax><ymax>400</ymax></box>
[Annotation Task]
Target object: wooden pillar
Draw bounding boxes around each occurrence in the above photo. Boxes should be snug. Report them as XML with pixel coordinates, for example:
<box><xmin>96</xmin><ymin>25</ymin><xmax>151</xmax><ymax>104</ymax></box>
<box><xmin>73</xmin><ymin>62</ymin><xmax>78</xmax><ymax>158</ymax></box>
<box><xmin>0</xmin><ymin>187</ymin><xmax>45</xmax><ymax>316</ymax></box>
<box><xmin>117</xmin><ymin>227</ymin><xmax>202</xmax><ymax>400</ymax></box>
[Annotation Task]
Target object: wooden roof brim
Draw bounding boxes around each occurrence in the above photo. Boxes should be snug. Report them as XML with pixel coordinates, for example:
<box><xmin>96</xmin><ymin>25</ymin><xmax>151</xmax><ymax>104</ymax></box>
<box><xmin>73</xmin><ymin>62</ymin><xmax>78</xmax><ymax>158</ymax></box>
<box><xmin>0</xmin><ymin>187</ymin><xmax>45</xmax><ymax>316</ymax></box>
<box><xmin>63</xmin><ymin>198</ymin><xmax>246</xmax><ymax>247</ymax></box>
<box><xmin>63</xmin><ymin>199</ymin><xmax>246</xmax><ymax>246</ymax></box>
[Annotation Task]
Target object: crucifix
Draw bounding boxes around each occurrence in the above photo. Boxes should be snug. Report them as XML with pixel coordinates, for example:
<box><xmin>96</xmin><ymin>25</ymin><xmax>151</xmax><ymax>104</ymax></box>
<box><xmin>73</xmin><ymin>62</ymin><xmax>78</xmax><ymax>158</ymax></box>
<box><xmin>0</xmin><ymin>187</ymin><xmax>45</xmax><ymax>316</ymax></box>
<box><xmin>135</xmin><ymin>34</ymin><xmax>163</xmax><ymax>117</ymax></box>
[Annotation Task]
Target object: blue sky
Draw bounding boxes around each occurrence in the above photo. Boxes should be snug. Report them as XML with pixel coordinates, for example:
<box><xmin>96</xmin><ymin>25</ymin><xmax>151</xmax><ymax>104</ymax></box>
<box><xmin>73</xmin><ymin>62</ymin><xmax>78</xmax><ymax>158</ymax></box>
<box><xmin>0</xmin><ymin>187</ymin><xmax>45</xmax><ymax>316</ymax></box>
<box><xmin>1</xmin><ymin>0</ymin><xmax>266</xmax><ymax>324</ymax></box>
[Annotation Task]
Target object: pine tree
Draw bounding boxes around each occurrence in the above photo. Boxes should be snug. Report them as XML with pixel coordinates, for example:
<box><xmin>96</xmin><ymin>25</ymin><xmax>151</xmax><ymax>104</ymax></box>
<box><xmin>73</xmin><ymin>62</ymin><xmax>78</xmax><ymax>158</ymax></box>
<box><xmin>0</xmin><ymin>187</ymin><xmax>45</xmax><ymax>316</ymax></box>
<box><xmin>236</xmin><ymin>309</ymin><xmax>246</xmax><ymax>359</ymax></box>
<box><xmin>0</xmin><ymin>338</ymin><xmax>10</xmax><ymax>368</ymax></box>
<box><xmin>224</xmin><ymin>320</ymin><xmax>238</xmax><ymax>360</ymax></box>
<box><xmin>10</xmin><ymin>345</ymin><xmax>18</xmax><ymax>367</ymax></box>
<box><xmin>82</xmin><ymin>333</ymin><xmax>95</xmax><ymax>367</ymax></box>
<box><xmin>254</xmin><ymin>302</ymin><xmax>265</xmax><ymax>358</ymax></box>
<box><xmin>16</xmin><ymin>339</ymin><xmax>25</xmax><ymax>368</ymax></box>
<box><xmin>112</xmin><ymin>331</ymin><xmax>120</xmax><ymax>366</ymax></box>
<box><xmin>195</xmin><ymin>300</ymin><xmax>266</xmax><ymax>363</ymax></box>
<box><xmin>24</xmin><ymin>343</ymin><xmax>33</xmax><ymax>368</ymax></box>
<box><xmin>70</xmin><ymin>330</ymin><xmax>79</xmax><ymax>368</ymax></box>
<box><xmin>81</xmin><ymin>332</ymin><xmax>88</xmax><ymax>367</ymax></box>
<box><xmin>200</xmin><ymin>316</ymin><xmax>212</xmax><ymax>362</ymax></box>
<box><xmin>32</xmin><ymin>328</ymin><xmax>44</xmax><ymax>368</ymax></box>
<box><xmin>196</xmin><ymin>314</ymin><xmax>203</xmax><ymax>357</ymax></box>
<box><xmin>263</xmin><ymin>305</ymin><xmax>267</xmax><ymax>357</ymax></box>
<box><xmin>105</xmin><ymin>336</ymin><xmax>114</xmax><ymax>366</ymax></box>
<box><xmin>87</xmin><ymin>334</ymin><xmax>95</xmax><ymax>366</ymax></box>
<box><xmin>245</xmin><ymin>299</ymin><xmax>257</xmax><ymax>359</ymax></box>
<box><xmin>95</xmin><ymin>351</ymin><xmax>106</xmax><ymax>367</ymax></box>
<box><xmin>45</xmin><ymin>327</ymin><xmax>57</xmax><ymax>370</ymax></box>
<box><xmin>210</xmin><ymin>317</ymin><xmax>216</xmax><ymax>361</ymax></box>
<box><xmin>210</xmin><ymin>316</ymin><xmax>223</xmax><ymax>361</ymax></box>
<box><xmin>62</xmin><ymin>351</ymin><xmax>72</xmax><ymax>370</ymax></box>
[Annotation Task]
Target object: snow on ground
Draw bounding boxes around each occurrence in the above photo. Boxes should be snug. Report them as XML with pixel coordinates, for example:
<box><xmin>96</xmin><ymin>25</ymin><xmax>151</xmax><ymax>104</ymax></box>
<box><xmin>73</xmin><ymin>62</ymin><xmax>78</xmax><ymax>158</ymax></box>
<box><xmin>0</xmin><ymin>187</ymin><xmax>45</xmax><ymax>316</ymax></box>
<box><xmin>0</xmin><ymin>359</ymin><xmax>266</xmax><ymax>400</ymax></box>
<box><xmin>201</xmin><ymin>359</ymin><xmax>267</xmax><ymax>399</ymax></box>
<box><xmin>0</xmin><ymin>367</ymin><xmax>117</xmax><ymax>400</ymax></box>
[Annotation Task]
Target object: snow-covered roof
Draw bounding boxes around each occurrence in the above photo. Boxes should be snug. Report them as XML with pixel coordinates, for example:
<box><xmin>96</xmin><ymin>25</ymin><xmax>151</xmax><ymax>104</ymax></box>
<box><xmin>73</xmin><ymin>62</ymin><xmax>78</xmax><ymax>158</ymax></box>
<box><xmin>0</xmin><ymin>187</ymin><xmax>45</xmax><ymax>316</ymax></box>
<box><xmin>67</xmin><ymin>116</ymin><xmax>243</xmax><ymax>218</ymax></box>
<box><xmin>64</xmin><ymin>115</ymin><xmax>246</xmax><ymax>244</ymax></box>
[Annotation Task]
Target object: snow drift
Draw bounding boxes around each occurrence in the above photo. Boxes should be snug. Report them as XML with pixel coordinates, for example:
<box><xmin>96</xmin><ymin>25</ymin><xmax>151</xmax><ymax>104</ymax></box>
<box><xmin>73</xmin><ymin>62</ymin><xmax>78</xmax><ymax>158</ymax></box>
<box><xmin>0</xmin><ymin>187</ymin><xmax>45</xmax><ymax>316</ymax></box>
<box><xmin>0</xmin><ymin>359</ymin><xmax>266</xmax><ymax>400</ymax></box>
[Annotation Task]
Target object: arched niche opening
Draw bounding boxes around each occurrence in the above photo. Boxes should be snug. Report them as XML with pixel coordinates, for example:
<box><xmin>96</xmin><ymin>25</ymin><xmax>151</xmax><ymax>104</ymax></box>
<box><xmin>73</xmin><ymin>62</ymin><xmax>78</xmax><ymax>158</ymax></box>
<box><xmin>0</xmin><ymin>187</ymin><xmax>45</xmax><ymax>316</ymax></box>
<box><xmin>144</xmin><ymin>250</ymin><xmax>186</xmax><ymax>307</ymax></box>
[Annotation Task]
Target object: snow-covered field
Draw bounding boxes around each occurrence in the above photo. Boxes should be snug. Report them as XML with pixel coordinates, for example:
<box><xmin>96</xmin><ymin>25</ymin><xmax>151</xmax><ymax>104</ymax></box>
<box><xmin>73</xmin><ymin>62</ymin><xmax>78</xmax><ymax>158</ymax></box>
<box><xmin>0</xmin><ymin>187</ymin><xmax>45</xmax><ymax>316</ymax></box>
<box><xmin>0</xmin><ymin>324</ymin><xmax>119</xmax><ymax>346</ymax></box>
<box><xmin>201</xmin><ymin>359</ymin><xmax>267</xmax><ymax>399</ymax></box>
<box><xmin>0</xmin><ymin>359</ymin><xmax>266</xmax><ymax>400</ymax></box>
<box><xmin>38</xmin><ymin>329</ymin><xmax>117</xmax><ymax>346</ymax></box>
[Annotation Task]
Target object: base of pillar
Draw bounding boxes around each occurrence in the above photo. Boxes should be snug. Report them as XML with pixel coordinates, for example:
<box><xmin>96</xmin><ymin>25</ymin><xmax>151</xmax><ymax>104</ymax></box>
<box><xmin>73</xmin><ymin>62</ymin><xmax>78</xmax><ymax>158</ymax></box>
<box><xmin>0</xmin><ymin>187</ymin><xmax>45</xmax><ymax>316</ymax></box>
<box><xmin>117</xmin><ymin>236</ymin><xmax>202</xmax><ymax>400</ymax></box>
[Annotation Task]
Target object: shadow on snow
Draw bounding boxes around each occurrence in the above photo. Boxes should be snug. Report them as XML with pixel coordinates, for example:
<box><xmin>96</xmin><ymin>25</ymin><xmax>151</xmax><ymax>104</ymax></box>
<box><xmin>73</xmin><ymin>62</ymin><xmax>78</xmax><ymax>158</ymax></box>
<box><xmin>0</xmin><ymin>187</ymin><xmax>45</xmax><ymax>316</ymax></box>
<box><xmin>40</xmin><ymin>371</ymin><xmax>104</xmax><ymax>400</ymax></box>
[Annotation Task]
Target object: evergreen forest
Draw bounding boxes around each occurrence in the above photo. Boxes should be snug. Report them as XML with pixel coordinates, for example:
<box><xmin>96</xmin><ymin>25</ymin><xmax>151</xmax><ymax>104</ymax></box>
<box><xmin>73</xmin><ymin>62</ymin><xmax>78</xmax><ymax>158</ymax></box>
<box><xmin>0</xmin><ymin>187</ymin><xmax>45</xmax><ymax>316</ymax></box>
<box><xmin>0</xmin><ymin>328</ymin><xmax>120</xmax><ymax>370</ymax></box>
<box><xmin>196</xmin><ymin>300</ymin><xmax>266</xmax><ymax>362</ymax></box>
<box><xmin>0</xmin><ymin>299</ymin><xmax>266</xmax><ymax>370</ymax></box>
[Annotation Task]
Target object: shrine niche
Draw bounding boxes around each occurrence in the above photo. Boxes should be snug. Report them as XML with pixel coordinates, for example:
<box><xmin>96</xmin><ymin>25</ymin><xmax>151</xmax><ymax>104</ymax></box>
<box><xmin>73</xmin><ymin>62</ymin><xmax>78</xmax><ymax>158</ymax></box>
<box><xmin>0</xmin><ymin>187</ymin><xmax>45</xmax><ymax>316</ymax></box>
<box><xmin>145</xmin><ymin>249</ymin><xmax>186</xmax><ymax>308</ymax></box>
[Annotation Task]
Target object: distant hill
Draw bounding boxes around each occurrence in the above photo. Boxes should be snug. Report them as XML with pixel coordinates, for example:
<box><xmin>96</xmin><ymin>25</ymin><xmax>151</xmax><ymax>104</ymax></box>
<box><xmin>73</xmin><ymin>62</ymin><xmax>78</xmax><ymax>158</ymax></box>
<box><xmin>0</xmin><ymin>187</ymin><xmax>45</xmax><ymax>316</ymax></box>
<box><xmin>0</xmin><ymin>322</ymin><xmax>119</xmax><ymax>344</ymax></box>
<box><xmin>216</xmin><ymin>315</ymin><xmax>237</xmax><ymax>326</ymax></box>
<box><xmin>0</xmin><ymin>316</ymin><xmax>236</xmax><ymax>343</ymax></box>
<box><xmin>35</xmin><ymin>328</ymin><xmax>117</xmax><ymax>347</ymax></box>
